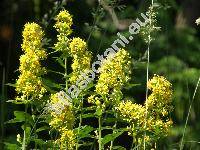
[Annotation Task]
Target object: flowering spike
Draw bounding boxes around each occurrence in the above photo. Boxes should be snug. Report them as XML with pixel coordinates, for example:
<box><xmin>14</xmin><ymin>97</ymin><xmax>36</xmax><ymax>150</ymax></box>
<box><xmin>95</xmin><ymin>48</ymin><xmax>131</xmax><ymax>104</ymax></box>
<box><xmin>16</xmin><ymin>23</ymin><xmax>46</xmax><ymax>100</ymax></box>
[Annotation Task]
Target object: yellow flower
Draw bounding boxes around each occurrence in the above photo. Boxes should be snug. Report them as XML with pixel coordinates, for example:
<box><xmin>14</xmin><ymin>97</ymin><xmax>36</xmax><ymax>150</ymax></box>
<box><xmin>116</xmin><ymin>100</ymin><xmax>145</xmax><ymax>124</ymax></box>
<box><xmin>55</xmin><ymin>128</ymin><xmax>75</xmax><ymax>150</ymax></box>
<box><xmin>54</xmin><ymin>11</ymin><xmax>92</xmax><ymax>84</ymax></box>
<box><xmin>88</xmin><ymin>95</ymin><xmax>96</xmax><ymax>104</ymax></box>
<box><xmin>116</xmin><ymin>75</ymin><xmax>173</xmax><ymax>145</ymax></box>
<box><xmin>71</xmin><ymin>52</ymin><xmax>91</xmax><ymax>72</ymax></box>
<box><xmin>21</xmin><ymin>23</ymin><xmax>44</xmax><ymax>52</ymax></box>
<box><xmin>146</xmin><ymin>74</ymin><xmax>173</xmax><ymax>116</ymax></box>
<box><xmin>95</xmin><ymin>48</ymin><xmax>131</xmax><ymax>104</ymax></box>
<box><xmin>69</xmin><ymin>37</ymin><xmax>92</xmax><ymax>83</ymax></box>
<box><xmin>16</xmin><ymin>23</ymin><xmax>46</xmax><ymax>100</ymax></box>
<box><xmin>49</xmin><ymin>92</ymin><xmax>74</xmax><ymax>130</ymax></box>
<box><xmin>48</xmin><ymin>91</ymin><xmax>75</xmax><ymax>149</ymax></box>
<box><xmin>69</xmin><ymin>37</ymin><xmax>87</xmax><ymax>56</ymax></box>
<box><xmin>54</xmin><ymin>10</ymin><xmax>73</xmax><ymax>35</ymax></box>
<box><xmin>54</xmin><ymin>10</ymin><xmax>73</xmax><ymax>52</ymax></box>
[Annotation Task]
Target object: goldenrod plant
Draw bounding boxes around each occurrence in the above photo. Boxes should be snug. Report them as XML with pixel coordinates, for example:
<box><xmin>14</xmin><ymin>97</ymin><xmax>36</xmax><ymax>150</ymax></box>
<box><xmin>16</xmin><ymin>23</ymin><xmax>47</xmax><ymax>101</ymax></box>
<box><xmin>49</xmin><ymin>92</ymin><xmax>75</xmax><ymax>149</ymax></box>
<box><xmin>69</xmin><ymin>37</ymin><xmax>92</xmax><ymax>84</ymax></box>
<box><xmin>14</xmin><ymin>22</ymin><xmax>47</xmax><ymax>150</ymax></box>
<box><xmin>7</xmin><ymin>3</ymin><xmax>175</xmax><ymax>150</ymax></box>
<box><xmin>117</xmin><ymin>75</ymin><xmax>173</xmax><ymax>148</ymax></box>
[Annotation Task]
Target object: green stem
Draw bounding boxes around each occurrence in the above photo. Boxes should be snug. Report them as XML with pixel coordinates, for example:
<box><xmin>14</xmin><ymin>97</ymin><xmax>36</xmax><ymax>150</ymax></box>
<box><xmin>110</xmin><ymin>113</ymin><xmax>117</xmax><ymax>150</ymax></box>
<box><xmin>144</xmin><ymin>1</ymin><xmax>153</xmax><ymax>149</ymax></box>
<box><xmin>31</xmin><ymin>106</ymin><xmax>37</xmax><ymax>149</ymax></box>
<box><xmin>22</xmin><ymin>104</ymin><xmax>28</xmax><ymax>150</ymax></box>
<box><xmin>65</xmin><ymin>58</ymin><xmax>68</xmax><ymax>92</ymax></box>
<box><xmin>76</xmin><ymin>98</ymin><xmax>83</xmax><ymax>150</ymax></box>
<box><xmin>180</xmin><ymin>76</ymin><xmax>200</xmax><ymax>150</ymax></box>
<box><xmin>98</xmin><ymin>116</ymin><xmax>102</xmax><ymax>150</ymax></box>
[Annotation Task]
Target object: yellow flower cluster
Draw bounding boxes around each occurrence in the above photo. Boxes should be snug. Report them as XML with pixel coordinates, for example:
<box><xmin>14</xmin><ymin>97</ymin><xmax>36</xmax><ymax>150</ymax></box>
<box><xmin>50</xmin><ymin>10</ymin><xmax>79</xmax><ymax>149</ymax></box>
<box><xmin>49</xmin><ymin>92</ymin><xmax>75</xmax><ymax>149</ymax></box>
<box><xmin>69</xmin><ymin>37</ymin><xmax>92</xmax><ymax>83</ymax></box>
<box><xmin>54</xmin><ymin>10</ymin><xmax>72</xmax><ymax>35</ymax></box>
<box><xmin>55</xmin><ymin>128</ymin><xmax>76</xmax><ymax>150</ymax></box>
<box><xmin>16</xmin><ymin>23</ymin><xmax>47</xmax><ymax>100</ymax></box>
<box><xmin>117</xmin><ymin>100</ymin><xmax>145</xmax><ymax>125</ymax></box>
<box><xmin>54</xmin><ymin>10</ymin><xmax>92</xmax><ymax>84</ymax></box>
<box><xmin>146</xmin><ymin>75</ymin><xmax>173</xmax><ymax>116</ymax></box>
<box><xmin>117</xmin><ymin>75</ymin><xmax>173</xmax><ymax>145</ymax></box>
<box><xmin>54</xmin><ymin>10</ymin><xmax>73</xmax><ymax>52</ymax></box>
<box><xmin>95</xmin><ymin>49</ymin><xmax>131</xmax><ymax>104</ymax></box>
<box><xmin>21</xmin><ymin>23</ymin><xmax>44</xmax><ymax>52</ymax></box>
<box><xmin>49</xmin><ymin>92</ymin><xmax>74</xmax><ymax>130</ymax></box>
<box><xmin>69</xmin><ymin>37</ymin><xmax>87</xmax><ymax>56</ymax></box>
<box><xmin>117</xmin><ymin>100</ymin><xmax>151</xmax><ymax>144</ymax></box>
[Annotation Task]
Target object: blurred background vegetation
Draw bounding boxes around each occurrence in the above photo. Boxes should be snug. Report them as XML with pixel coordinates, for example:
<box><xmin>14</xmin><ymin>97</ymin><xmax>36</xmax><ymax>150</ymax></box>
<box><xmin>0</xmin><ymin>0</ymin><xmax>200</xmax><ymax>149</ymax></box>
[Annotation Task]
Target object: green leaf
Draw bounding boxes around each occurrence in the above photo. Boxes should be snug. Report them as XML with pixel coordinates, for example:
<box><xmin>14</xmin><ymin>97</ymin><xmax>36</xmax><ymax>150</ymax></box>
<box><xmin>95</xmin><ymin>107</ymin><xmax>102</xmax><ymax>117</ymax></box>
<box><xmin>84</xmin><ymin>82</ymin><xmax>94</xmax><ymax>91</ymax></box>
<box><xmin>113</xmin><ymin>146</ymin><xmax>126</xmax><ymax>150</ymax></box>
<box><xmin>6</xmin><ymin>111</ymin><xmax>34</xmax><ymax>125</ymax></box>
<box><xmin>124</xmin><ymin>83</ymin><xmax>141</xmax><ymax>89</ymax></box>
<box><xmin>101</xmin><ymin>126</ymin><xmax>113</xmax><ymax>130</ymax></box>
<box><xmin>103</xmin><ymin>117</ymin><xmax>117</xmax><ymax>123</ymax></box>
<box><xmin>36</xmin><ymin>126</ymin><xmax>49</xmax><ymax>133</ymax></box>
<box><xmin>56</xmin><ymin>57</ymin><xmax>65</xmax><ymax>68</ymax></box>
<box><xmin>101</xmin><ymin>130</ymin><xmax>125</xmax><ymax>146</ymax></box>
<box><xmin>6</xmin><ymin>100</ymin><xmax>26</xmax><ymax>104</ymax></box>
<box><xmin>6</xmin><ymin>83</ymin><xmax>16</xmax><ymax>87</ymax></box>
<box><xmin>75</xmin><ymin>125</ymin><xmax>94</xmax><ymax>139</ymax></box>
<box><xmin>22</xmin><ymin>126</ymin><xmax>31</xmax><ymax>138</ymax></box>
<box><xmin>82</xmin><ymin>106</ymin><xmax>96</xmax><ymax>111</ymax></box>
<box><xmin>4</xmin><ymin>142</ymin><xmax>20</xmax><ymax>150</ymax></box>
<box><xmin>21</xmin><ymin>126</ymin><xmax>32</xmax><ymax>145</ymax></box>
<box><xmin>78</xmin><ymin>142</ymin><xmax>94</xmax><ymax>147</ymax></box>
<box><xmin>82</xmin><ymin>113</ymin><xmax>96</xmax><ymax>119</ymax></box>
<box><xmin>42</xmin><ymin>78</ymin><xmax>62</xmax><ymax>89</ymax></box>
<box><xmin>47</xmin><ymin>69</ymin><xmax>64</xmax><ymax>76</ymax></box>
<box><xmin>33</xmin><ymin>138</ymin><xmax>47</xmax><ymax>146</ymax></box>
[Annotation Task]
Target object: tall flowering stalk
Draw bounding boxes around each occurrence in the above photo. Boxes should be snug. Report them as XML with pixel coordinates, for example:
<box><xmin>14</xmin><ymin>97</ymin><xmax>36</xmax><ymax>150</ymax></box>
<box><xmin>88</xmin><ymin>48</ymin><xmax>131</xmax><ymax>150</ymax></box>
<box><xmin>139</xmin><ymin>0</ymin><xmax>160</xmax><ymax>148</ymax></box>
<box><xmin>16</xmin><ymin>22</ymin><xmax>47</xmax><ymax>150</ymax></box>
<box><xmin>54</xmin><ymin>10</ymin><xmax>73</xmax><ymax>92</ymax></box>
<box><xmin>16</xmin><ymin>23</ymin><xmax>47</xmax><ymax>101</ymax></box>
<box><xmin>69</xmin><ymin>37</ymin><xmax>92</xmax><ymax>150</ymax></box>
<box><xmin>54</xmin><ymin>10</ymin><xmax>72</xmax><ymax>53</ymax></box>
<box><xmin>117</xmin><ymin>75</ymin><xmax>173</xmax><ymax>148</ymax></box>
<box><xmin>50</xmin><ymin>10</ymin><xmax>76</xmax><ymax>150</ymax></box>
<box><xmin>49</xmin><ymin>92</ymin><xmax>75</xmax><ymax>149</ymax></box>
<box><xmin>69</xmin><ymin>37</ymin><xmax>92</xmax><ymax>84</ymax></box>
<box><xmin>49</xmin><ymin>10</ymin><xmax>93</xmax><ymax>150</ymax></box>
<box><xmin>88</xmin><ymin>48</ymin><xmax>131</xmax><ymax>105</ymax></box>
